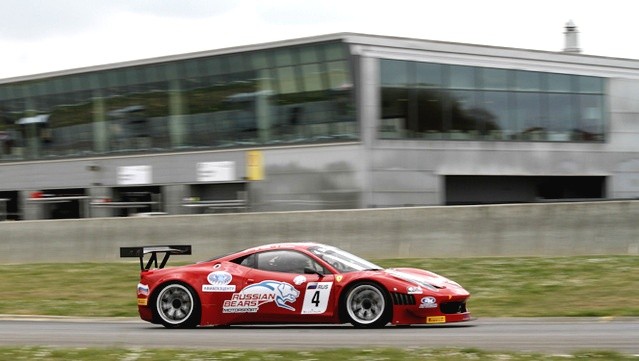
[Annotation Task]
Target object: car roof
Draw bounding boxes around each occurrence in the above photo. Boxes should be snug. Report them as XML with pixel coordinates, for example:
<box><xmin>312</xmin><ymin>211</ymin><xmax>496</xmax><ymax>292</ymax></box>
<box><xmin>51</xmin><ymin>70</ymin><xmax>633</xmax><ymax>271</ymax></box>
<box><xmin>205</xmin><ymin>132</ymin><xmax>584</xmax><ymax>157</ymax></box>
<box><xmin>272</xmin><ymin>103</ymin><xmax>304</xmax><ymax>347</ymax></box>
<box><xmin>210</xmin><ymin>242</ymin><xmax>335</xmax><ymax>262</ymax></box>
<box><xmin>242</xmin><ymin>242</ymin><xmax>326</xmax><ymax>253</ymax></box>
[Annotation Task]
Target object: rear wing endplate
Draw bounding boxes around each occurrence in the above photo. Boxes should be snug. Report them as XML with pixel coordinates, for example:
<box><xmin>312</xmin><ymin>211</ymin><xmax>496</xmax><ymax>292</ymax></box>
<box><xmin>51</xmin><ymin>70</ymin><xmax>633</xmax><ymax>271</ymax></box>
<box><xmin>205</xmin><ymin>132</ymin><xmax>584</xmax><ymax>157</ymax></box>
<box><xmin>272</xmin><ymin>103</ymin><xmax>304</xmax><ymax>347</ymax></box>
<box><xmin>120</xmin><ymin>245</ymin><xmax>192</xmax><ymax>271</ymax></box>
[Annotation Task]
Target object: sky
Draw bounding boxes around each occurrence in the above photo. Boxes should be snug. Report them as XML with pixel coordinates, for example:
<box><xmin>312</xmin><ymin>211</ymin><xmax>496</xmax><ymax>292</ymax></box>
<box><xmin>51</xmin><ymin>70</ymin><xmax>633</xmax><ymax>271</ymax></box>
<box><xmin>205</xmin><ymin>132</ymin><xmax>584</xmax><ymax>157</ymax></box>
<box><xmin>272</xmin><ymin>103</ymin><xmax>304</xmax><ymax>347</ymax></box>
<box><xmin>0</xmin><ymin>0</ymin><xmax>637</xmax><ymax>80</ymax></box>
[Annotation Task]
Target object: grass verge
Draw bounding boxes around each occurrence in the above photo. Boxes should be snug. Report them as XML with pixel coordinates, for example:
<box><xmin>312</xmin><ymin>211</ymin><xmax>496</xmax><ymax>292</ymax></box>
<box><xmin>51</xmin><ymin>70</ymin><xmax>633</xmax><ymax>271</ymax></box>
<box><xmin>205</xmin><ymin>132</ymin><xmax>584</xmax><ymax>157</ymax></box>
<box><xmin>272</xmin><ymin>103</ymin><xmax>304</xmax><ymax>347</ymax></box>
<box><xmin>0</xmin><ymin>256</ymin><xmax>637</xmax><ymax>318</ymax></box>
<box><xmin>0</xmin><ymin>347</ymin><xmax>636</xmax><ymax>361</ymax></box>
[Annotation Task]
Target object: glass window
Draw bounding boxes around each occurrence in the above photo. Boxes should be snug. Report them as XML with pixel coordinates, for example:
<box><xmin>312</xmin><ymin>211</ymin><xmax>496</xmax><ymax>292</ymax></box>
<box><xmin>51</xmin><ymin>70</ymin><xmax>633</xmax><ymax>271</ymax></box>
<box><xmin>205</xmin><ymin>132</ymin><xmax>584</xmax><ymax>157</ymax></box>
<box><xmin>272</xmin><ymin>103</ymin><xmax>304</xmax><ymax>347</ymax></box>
<box><xmin>111</xmin><ymin>69</ymin><xmax>129</xmax><ymax>88</ymax></box>
<box><xmin>577</xmin><ymin>94</ymin><xmax>604</xmax><ymax>140</ymax></box>
<box><xmin>21</xmin><ymin>88</ymin><xmax>95</xmax><ymax>159</ymax></box>
<box><xmin>326</xmin><ymin>60</ymin><xmax>350</xmax><ymax>89</ymax></box>
<box><xmin>252</xmin><ymin>250</ymin><xmax>325</xmax><ymax>274</ymax></box>
<box><xmin>449</xmin><ymin>65</ymin><xmax>475</xmax><ymax>89</ymax></box>
<box><xmin>416</xmin><ymin>62</ymin><xmax>442</xmax><ymax>88</ymax></box>
<box><xmin>52</xmin><ymin>78</ymin><xmax>68</xmax><ymax>94</ymax></box>
<box><xmin>379</xmin><ymin>58</ymin><xmax>604</xmax><ymax>143</ymax></box>
<box><xmin>167</xmin><ymin>63</ymin><xmax>183</xmax><ymax>81</ymax></box>
<box><xmin>0</xmin><ymin>100</ymin><xmax>21</xmax><ymax>160</ymax></box>
<box><xmin>167</xmin><ymin>42</ymin><xmax>355</xmax><ymax>148</ymax></box>
<box><xmin>144</xmin><ymin>64</ymin><xmax>164</xmax><ymax>83</ymax></box>
<box><xmin>308</xmin><ymin>245</ymin><xmax>381</xmax><ymax>273</ymax></box>
<box><xmin>578</xmin><ymin>76</ymin><xmax>604</xmax><ymax>94</ymax></box>
<box><xmin>301</xmin><ymin>63</ymin><xmax>323</xmax><ymax>92</ymax></box>
<box><xmin>276</xmin><ymin>66</ymin><xmax>298</xmax><ymax>94</ymax></box>
<box><xmin>31</xmin><ymin>81</ymin><xmax>46</xmax><ymax>97</ymax></box>
<box><xmin>218</xmin><ymin>57</ymin><xmax>233</xmax><ymax>78</ymax></box>
<box><xmin>62</xmin><ymin>77</ymin><xmax>77</xmax><ymax>93</ymax></box>
<box><xmin>547</xmin><ymin>93</ymin><xmax>575</xmax><ymax>135</ymax></box>
<box><xmin>381</xmin><ymin>87</ymin><xmax>409</xmax><ymax>128</ymax></box>
<box><xmin>449</xmin><ymin>90</ymin><xmax>478</xmax><ymax>133</ymax></box>
<box><xmin>416</xmin><ymin>88</ymin><xmax>445</xmax><ymax>134</ymax></box>
<box><xmin>228</xmin><ymin>54</ymin><xmax>249</xmax><ymax>73</ymax></box>
<box><xmin>324</xmin><ymin>42</ymin><xmax>346</xmax><ymax>61</ymax></box>
<box><xmin>124</xmin><ymin>67</ymin><xmax>143</xmax><ymax>85</ymax></box>
<box><xmin>27</xmin><ymin>82</ymin><xmax>43</xmax><ymax>97</ymax></box>
<box><xmin>515</xmin><ymin>93</ymin><xmax>543</xmax><ymax>138</ymax></box>
<box><xmin>11</xmin><ymin>84</ymin><xmax>25</xmax><ymax>98</ymax></box>
<box><xmin>381</xmin><ymin>59</ymin><xmax>409</xmax><ymax>86</ymax></box>
<box><xmin>70</xmin><ymin>74</ymin><xmax>90</xmax><ymax>92</ymax></box>
<box><xmin>182</xmin><ymin>59</ymin><xmax>202</xmax><ymax>79</ymax></box>
<box><xmin>299</xmin><ymin>46</ymin><xmax>319</xmax><ymax>63</ymax></box>
<box><xmin>547</xmin><ymin>73</ymin><xmax>573</xmax><ymax>92</ymax></box>
<box><xmin>203</xmin><ymin>57</ymin><xmax>225</xmax><ymax>76</ymax></box>
<box><xmin>256</xmin><ymin>69</ymin><xmax>275</xmax><ymax>92</ymax></box>
<box><xmin>182</xmin><ymin>75</ymin><xmax>229</xmax><ymax>147</ymax></box>
<box><xmin>251</xmin><ymin>52</ymin><xmax>270</xmax><ymax>69</ymax></box>
<box><xmin>481</xmin><ymin>91</ymin><xmax>510</xmax><ymax>137</ymax></box>
<box><xmin>515</xmin><ymin>70</ymin><xmax>541</xmax><ymax>91</ymax></box>
<box><xmin>85</xmin><ymin>73</ymin><xmax>101</xmax><ymax>90</ymax></box>
<box><xmin>480</xmin><ymin>68</ymin><xmax>509</xmax><ymax>90</ymax></box>
<box><xmin>274</xmin><ymin>48</ymin><xmax>294</xmax><ymax>67</ymax></box>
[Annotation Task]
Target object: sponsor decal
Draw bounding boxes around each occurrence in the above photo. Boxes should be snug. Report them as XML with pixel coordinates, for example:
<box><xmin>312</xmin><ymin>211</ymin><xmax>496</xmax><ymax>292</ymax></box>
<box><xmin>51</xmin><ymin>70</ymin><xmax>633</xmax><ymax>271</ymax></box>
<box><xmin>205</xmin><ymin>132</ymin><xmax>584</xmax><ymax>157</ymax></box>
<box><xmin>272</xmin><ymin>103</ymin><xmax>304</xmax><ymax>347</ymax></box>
<box><xmin>223</xmin><ymin>280</ymin><xmax>300</xmax><ymax>313</ymax></box>
<box><xmin>293</xmin><ymin>275</ymin><xmax>307</xmax><ymax>285</ymax></box>
<box><xmin>301</xmin><ymin>282</ymin><xmax>332</xmax><ymax>314</ymax></box>
<box><xmin>137</xmin><ymin>297</ymin><xmax>148</xmax><ymax>306</ymax></box>
<box><xmin>407</xmin><ymin>286</ymin><xmax>423</xmax><ymax>294</ymax></box>
<box><xmin>203</xmin><ymin>284</ymin><xmax>236</xmax><ymax>292</ymax></box>
<box><xmin>419</xmin><ymin>296</ymin><xmax>438</xmax><ymax>309</ymax></box>
<box><xmin>426</xmin><ymin>316</ymin><xmax>446</xmax><ymax>324</ymax></box>
<box><xmin>208</xmin><ymin>271</ymin><xmax>232</xmax><ymax>284</ymax></box>
<box><xmin>137</xmin><ymin>283</ymin><xmax>149</xmax><ymax>296</ymax></box>
<box><xmin>203</xmin><ymin>271</ymin><xmax>236</xmax><ymax>292</ymax></box>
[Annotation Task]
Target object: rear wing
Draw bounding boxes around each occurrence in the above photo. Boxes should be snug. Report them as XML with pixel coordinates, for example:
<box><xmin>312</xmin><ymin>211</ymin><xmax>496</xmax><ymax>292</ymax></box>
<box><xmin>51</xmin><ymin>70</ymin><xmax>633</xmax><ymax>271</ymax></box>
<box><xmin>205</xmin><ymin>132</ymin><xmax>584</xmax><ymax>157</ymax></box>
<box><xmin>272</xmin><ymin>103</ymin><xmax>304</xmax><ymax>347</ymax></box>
<box><xmin>120</xmin><ymin>245</ymin><xmax>192</xmax><ymax>271</ymax></box>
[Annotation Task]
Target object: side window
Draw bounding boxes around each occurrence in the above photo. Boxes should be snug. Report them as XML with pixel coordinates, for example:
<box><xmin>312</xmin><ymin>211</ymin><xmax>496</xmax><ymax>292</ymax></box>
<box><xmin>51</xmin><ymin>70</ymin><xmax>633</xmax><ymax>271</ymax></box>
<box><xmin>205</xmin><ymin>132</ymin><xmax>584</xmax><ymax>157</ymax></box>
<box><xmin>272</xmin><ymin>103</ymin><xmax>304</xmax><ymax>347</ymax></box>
<box><xmin>254</xmin><ymin>250</ymin><xmax>326</xmax><ymax>274</ymax></box>
<box><xmin>239</xmin><ymin>254</ymin><xmax>256</xmax><ymax>268</ymax></box>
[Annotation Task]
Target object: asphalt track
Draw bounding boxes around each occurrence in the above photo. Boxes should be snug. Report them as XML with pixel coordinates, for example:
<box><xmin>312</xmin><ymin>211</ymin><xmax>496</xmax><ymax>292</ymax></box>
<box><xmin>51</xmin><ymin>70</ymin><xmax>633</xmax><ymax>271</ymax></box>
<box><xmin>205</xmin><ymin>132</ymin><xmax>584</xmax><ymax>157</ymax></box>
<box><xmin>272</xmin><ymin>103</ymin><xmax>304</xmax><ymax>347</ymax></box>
<box><xmin>1</xmin><ymin>317</ymin><xmax>638</xmax><ymax>354</ymax></box>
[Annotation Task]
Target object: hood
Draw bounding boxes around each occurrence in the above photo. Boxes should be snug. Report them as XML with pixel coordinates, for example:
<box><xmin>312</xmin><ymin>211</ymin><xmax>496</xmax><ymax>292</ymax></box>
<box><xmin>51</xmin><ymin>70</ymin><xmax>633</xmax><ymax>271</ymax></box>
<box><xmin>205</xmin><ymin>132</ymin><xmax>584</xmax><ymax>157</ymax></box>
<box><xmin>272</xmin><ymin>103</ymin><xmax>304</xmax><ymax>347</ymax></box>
<box><xmin>385</xmin><ymin>267</ymin><xmax>464</xmax><ymax>292</ymax></box>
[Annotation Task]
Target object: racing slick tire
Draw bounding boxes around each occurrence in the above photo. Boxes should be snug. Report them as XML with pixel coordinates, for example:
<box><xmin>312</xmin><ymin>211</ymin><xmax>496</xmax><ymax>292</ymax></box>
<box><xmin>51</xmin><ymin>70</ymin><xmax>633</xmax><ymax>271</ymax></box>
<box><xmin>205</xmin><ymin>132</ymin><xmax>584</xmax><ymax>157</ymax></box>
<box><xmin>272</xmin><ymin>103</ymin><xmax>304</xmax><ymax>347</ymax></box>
<box><xmin>342</xmin><ymin>281</ymin><xmax>392</xmax><ymax>328</ymax></box>
<box><xmin>152</xmin><ymin>282</ymin><xmax>201</xmax><ymax>329</ymax></box>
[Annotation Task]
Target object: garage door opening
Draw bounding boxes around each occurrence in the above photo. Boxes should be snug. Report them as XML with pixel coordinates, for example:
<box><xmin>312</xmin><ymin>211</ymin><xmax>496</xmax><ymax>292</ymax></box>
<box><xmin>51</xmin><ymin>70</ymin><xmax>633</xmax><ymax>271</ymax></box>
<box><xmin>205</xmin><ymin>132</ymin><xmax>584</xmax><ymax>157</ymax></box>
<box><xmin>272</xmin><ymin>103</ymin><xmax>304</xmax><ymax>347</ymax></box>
<box><xmin>445</xmin><ymin>176</ymin><xmax>606</xmax><ymax>205</ymax></box>
<box><xmin>0</xmin><ymin>191</ymin><xmax>20</xmax><ymax>220</ymax></box>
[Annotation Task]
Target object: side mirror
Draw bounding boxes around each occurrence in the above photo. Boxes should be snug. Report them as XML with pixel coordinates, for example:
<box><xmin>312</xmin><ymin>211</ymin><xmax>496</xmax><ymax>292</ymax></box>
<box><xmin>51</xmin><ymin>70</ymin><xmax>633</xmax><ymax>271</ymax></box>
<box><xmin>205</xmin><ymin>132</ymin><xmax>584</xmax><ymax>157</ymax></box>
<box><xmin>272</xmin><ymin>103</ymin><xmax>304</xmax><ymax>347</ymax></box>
<box><xmin>304</xmin><ymin>267</ymin><xmax>324</xmax><ymax>277</ymax></box>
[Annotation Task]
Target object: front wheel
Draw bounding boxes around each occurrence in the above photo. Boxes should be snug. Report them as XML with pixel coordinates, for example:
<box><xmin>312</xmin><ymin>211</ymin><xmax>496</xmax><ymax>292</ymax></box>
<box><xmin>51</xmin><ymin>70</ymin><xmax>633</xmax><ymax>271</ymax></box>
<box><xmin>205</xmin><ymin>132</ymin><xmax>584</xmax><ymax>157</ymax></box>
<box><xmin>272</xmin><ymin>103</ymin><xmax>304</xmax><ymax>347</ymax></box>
<box><xmin>152</xmin><ymin>282</ymin><xmax>200</xmax><ymax>328</ymax></box>
<box><xmin>342</xmin><ymin>282</ymin><xmax>391</xmax><ymax>328</ymax></box>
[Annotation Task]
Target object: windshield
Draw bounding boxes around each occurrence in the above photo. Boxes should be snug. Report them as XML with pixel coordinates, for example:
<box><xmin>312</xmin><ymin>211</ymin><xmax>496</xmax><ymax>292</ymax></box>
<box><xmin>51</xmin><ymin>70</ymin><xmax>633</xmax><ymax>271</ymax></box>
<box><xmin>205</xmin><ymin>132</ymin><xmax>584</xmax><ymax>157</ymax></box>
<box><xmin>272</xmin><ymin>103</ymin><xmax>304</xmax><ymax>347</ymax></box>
<box><xmin>308</xmin><ymin>245</ymin><xmax>382</xmax><ymax>273</ymax></box>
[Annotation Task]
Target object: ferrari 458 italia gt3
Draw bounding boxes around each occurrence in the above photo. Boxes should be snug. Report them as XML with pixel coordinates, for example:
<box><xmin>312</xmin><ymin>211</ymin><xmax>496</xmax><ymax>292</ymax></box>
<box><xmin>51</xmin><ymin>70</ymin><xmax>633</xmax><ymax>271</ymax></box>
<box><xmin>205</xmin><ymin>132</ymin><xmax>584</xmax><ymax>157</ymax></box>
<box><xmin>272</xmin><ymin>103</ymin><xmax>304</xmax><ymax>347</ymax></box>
<box><xmin>120</xmin><ymin>242</ymin><xmax>471</xmax><ymax>328</ymax></box>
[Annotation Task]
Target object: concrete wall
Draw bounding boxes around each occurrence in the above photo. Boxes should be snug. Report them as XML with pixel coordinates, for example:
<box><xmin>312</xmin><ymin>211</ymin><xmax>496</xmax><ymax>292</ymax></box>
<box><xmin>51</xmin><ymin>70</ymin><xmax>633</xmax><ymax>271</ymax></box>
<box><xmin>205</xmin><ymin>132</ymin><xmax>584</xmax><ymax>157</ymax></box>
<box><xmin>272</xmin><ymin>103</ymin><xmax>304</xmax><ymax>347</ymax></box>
<box><xmin>1</xmin><ymin>201</ymin><xmax>637</xmax><ymax>264</ymax></box>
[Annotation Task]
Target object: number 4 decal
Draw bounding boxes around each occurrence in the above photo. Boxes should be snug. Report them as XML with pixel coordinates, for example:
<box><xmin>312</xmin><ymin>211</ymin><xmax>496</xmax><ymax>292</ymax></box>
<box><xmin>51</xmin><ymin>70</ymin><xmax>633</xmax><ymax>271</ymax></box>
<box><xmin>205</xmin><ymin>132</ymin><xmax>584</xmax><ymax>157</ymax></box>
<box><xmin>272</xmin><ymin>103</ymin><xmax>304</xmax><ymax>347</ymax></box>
<box><xmin>311</xmin><ymin>290</ymin><xmax>321</xmax><ymax>307</ymax></box>
<box><xmin>301</xmin><ymin>282</ymin><xmax>332</xmax><ymax>314</ymax></box>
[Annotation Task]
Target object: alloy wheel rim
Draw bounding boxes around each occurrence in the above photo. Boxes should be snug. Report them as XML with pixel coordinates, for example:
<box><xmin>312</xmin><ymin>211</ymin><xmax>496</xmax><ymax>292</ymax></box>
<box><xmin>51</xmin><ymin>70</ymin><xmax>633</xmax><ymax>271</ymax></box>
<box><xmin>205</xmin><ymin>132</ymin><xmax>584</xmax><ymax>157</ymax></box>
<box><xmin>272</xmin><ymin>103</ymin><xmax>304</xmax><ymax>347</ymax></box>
<box><xmin>157</xmin><ymin>284</ymin><xmax>193</xmax><ymax>324</ymax></box>
<box><xmin>347</xmin><ymin>284</ymin><xmax>384</xmax><ymax>324</ymax></box>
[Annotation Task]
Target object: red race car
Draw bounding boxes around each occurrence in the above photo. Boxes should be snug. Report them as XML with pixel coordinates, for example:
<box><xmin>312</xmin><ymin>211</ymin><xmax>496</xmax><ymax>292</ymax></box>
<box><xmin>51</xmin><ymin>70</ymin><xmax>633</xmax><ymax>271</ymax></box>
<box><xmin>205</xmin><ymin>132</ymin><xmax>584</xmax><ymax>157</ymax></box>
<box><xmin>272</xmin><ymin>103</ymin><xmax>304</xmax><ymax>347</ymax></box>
<box><xmin>120</xmin><ymin>242</ymin><xmax>471</xmax><ymax>328</ymax></box>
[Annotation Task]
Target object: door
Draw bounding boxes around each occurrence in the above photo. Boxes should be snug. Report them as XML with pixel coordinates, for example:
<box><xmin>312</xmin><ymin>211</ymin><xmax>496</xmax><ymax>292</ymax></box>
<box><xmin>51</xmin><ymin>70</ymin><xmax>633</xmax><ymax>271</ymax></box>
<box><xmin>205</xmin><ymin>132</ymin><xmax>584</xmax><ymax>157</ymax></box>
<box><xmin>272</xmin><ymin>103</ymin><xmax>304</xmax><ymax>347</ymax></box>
<box><xmin>227</xmin><ymin>249</ymin><xmax>336</xmax><ymax>323</ymax></box>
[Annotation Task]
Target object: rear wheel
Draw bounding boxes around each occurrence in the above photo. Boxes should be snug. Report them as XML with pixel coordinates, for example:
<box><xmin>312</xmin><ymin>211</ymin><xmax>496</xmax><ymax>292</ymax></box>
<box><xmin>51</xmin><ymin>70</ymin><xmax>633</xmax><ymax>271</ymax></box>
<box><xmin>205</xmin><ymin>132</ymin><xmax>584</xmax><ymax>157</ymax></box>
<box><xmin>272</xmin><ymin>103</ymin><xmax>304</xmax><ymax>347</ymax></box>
<box><xmin>342</xmin><ymin>282</ymin><xmax>391</xmax><ymax>327</ymax></box>
<box><xmin>152</xmin><ymin>282</ymin><xmax>200</xmax><ymax>328</ymax></box>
